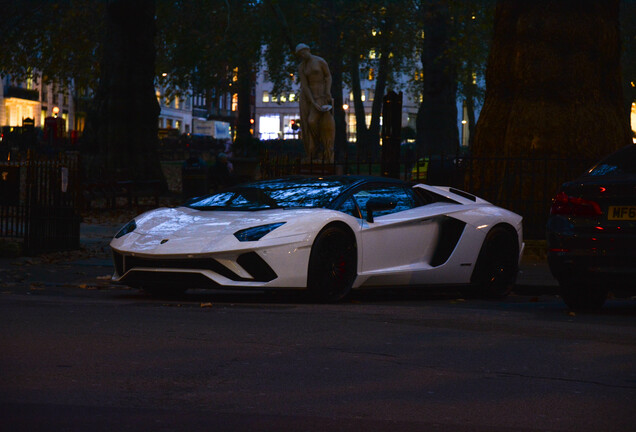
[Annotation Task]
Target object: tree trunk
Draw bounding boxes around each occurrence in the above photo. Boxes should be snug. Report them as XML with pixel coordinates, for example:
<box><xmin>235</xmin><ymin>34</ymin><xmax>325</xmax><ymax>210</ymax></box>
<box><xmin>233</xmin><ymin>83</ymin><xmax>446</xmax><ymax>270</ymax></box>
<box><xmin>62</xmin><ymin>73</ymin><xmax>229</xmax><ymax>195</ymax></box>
<box><xmin>235</xmin><ymin>61</ymin><xmax>254</xmax><ymax>154</ymax></box>
<box><xmin>368</xmin><ymin>47</ymin><xmax>389</xmax><ymax>157</ymax></box>
<box><xmin>350</xmin><ymin>55</ymin><xmax>370</xmax><ymax>153</ymax></box>
<box><xmin>473</xmin><ymin>0</ymin><xmax>630</xmax><ymax>161</ymax></box>
<box><xmin>471</xmin><ymin>0</ymin><xmax>631</xmax><ymax>230</ymax></box>
<box><xmin>416</xmin><ymin>0</ymin><xmax>459</xmax><ymax>156</ymax></box>
<box><xmin>466</xmin><ymin>95</ymin><xmax>476</xmax><ymax>148</ymax></box>
<box><xmin>82</xmin><ymin>0</ymin><xmax>164</xmax><ymax>185</ymax></box>
<box><xmin>320</xmin><ymin>0</ymin><xmax>347</xmax><ymax>162</ymax></box>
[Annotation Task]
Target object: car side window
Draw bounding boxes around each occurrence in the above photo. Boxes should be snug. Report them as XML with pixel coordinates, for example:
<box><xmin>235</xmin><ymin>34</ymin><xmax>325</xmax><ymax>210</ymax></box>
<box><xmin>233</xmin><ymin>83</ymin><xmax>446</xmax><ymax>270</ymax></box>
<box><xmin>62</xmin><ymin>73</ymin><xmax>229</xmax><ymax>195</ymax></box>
<box><xmin>353</xmin><ymin>185</ymin><xmax>416</xmax><ymax>220</ymax></box>
<box><xmin>336</xmin><ymin>197</ymin><xmax>361</xmax><ymax>218</ymax></box>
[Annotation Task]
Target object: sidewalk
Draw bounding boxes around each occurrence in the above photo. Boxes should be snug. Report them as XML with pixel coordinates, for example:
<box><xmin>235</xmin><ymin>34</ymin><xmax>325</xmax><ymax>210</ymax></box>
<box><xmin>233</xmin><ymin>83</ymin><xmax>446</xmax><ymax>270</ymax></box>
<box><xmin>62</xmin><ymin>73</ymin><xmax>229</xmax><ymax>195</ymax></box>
<box><xmin>1</xmin><ymin>222</ymin><xmax>559</xmax><ymax>294</ymax></box>
<box><xmin>0</xmin><ymin>223</ymin><xmax>120</xmax><ymax>292</ymax></box>
<box><xmin>517</xmin><ymin>240</ymin><xmax>559</xmax><ymax>293</ymax></box>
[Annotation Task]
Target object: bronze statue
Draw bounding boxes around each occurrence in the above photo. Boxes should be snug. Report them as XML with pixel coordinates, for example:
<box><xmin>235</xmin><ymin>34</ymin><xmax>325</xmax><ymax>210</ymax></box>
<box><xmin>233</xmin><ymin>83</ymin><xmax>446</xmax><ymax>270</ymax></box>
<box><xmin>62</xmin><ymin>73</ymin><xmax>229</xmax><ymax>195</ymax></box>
<box><xmin>296</xmin><ymin>43</ymin><xmax>335</xmax><ymax>162</ymax></box>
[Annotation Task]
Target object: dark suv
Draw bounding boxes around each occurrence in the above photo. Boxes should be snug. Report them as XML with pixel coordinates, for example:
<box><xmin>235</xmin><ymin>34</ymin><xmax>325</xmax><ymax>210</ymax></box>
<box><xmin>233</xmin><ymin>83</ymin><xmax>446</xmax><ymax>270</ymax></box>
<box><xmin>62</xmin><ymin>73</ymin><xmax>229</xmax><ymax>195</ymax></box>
<box><xmin>547</xmin><ymin>144</ymin><xmax>636</xmax><ymax>311</ymax></box>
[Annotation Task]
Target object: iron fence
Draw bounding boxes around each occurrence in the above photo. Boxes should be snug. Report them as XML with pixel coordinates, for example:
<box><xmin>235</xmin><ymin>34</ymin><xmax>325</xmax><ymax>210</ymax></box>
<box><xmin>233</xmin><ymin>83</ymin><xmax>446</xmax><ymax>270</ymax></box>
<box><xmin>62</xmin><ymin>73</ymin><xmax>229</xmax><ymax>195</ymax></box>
<box><xmin>0</xmin><ymin>151</ymin><xmax>81</xmax><ymax>254</ymax></box>
<box><xmin>259</xmin><ymin>152</ymin><xmax>595</xmax><ymax>239</ymax></box>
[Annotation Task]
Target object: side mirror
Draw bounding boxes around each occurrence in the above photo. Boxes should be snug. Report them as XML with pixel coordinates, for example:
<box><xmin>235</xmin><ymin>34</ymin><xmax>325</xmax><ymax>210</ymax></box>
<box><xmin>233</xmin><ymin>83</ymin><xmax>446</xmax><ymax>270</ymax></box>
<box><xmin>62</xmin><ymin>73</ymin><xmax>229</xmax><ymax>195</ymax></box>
<box><xmin>366</xmin><ymin>197</ymin><xmax>397</xmax><ymax>223</ymax></box>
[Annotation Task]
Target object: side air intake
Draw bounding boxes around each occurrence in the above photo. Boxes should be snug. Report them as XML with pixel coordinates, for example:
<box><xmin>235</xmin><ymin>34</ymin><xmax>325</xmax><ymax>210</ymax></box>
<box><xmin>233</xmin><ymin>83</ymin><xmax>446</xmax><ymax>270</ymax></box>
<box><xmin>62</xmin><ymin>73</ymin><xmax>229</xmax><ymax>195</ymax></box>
<box><xmin>431</xmin><ymin>216</ymin><xmax>466</xmax><ymax>267</ymax></box>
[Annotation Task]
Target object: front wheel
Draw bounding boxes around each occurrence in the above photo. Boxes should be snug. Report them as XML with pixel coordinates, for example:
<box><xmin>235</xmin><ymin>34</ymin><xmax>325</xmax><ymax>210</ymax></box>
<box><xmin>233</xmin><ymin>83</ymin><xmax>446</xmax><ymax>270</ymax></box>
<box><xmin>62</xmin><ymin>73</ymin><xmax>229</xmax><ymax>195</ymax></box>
<box><xmin>307</xmin><ymin>226</ymin><xmax>357</xmax><ymax>303</ymax></box>
<box><xmin>470</xmin><ymin>227</ymin><xmax>519</xmax><ymax>299</ymax></box>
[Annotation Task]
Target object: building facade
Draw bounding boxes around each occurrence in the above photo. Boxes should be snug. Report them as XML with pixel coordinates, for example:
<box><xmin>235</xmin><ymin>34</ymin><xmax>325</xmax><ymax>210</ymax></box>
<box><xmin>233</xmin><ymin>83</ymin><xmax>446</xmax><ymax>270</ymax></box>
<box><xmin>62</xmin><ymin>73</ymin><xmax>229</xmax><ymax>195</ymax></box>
<box><xmin>156</xmin><ymin>87</ymin><xmax>193</xmax><ymax>135</ymax></box>
<box><xmin>1</xmin><ymin>76</ymin><xmax>79</xmax><ymax>137</ymax></box>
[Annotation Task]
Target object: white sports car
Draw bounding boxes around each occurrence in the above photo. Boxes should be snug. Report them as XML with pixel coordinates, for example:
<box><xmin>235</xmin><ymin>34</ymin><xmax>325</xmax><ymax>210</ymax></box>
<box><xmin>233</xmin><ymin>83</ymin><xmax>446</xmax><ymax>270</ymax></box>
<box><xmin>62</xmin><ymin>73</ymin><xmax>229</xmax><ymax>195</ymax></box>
<box><xmin>110</xmin><ymin>176</ymin><xmax>524</xmax><ymax>301</ymax></box>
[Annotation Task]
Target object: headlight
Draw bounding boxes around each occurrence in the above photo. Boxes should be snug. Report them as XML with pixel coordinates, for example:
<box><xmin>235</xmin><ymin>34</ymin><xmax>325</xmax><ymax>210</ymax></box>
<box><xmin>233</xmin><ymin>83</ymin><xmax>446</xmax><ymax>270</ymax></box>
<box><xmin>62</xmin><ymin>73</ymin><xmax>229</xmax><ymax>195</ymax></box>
<box><xmin>234</xmin><ymin>222</ymin><xmax>285</xmax><ymax>242</ymax></box>
<box><xmin>115</xmin><ymin>220</ymin><xmax>137</xmax><ymax>238</ymax></box>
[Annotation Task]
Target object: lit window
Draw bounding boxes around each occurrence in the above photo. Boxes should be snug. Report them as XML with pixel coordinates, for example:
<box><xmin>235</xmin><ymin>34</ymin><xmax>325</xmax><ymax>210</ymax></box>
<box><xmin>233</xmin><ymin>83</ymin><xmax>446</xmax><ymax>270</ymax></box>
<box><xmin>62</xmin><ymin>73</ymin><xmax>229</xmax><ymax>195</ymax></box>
<box><xmin>262</xmin><ymin>91</ymin><xmax>270</xmax><ymax>103</ymax></box>
<box><xmin>368</xmin><ymin>68</ymin><xmax>375</xmax><ymax>81</ymax></box>
<box><xmin>156</xmin><ymin>90</ymin><xmax>161</xmax><ymax>103</ymax></box>
<box><xmin>174</xmin><ymin>97</ymin><xmax>180</xmax><ymax>109</ymax></box>
<box><xmin>271</xmin><ymin>94</ymin><xmax>278</xmax><ymax>103</ymax></box>
<box><xmin>259</xmin><ymin>114</ymin><xmax>280</xmax><ymax>140</ymax></box>
<box><xmin>347</xmin><ymin>112</ymin><xmax>356</xmax><ymax>141</ymax></box>
<box><xmin>232</xmin><ymin>93</ymin><xmax>238</xmax><ymax>111</ymax></box>
<box><xmin>288</xmin><ymin>93</ymin><xmax>296</xmax><ymax>102</ymax></box>
<box><xmin>369</xmin><ymin>49</ymin><xmax>376</xmax><ymax>59</ymax></box>
<box><xmin>361</xmin><ymin>91</ymin><xmax>366</xmax><ymax>102</ymax></box>
<box><xmin>280</xmin><ymin>94</ymin><xmax>287</xmax><ymax>103</ymax></box>
<box><xmin>233</xmin><ymin>67</ymin><xmax>239</xmax><ymax>82</ymax></box>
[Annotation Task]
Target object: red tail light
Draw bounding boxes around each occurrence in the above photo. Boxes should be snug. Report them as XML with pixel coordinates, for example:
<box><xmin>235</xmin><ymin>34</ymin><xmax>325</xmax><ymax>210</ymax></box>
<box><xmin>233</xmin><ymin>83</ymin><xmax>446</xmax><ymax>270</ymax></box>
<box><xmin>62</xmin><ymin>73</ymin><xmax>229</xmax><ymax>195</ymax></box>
<box><xmin>550</xmin><ymin>192</ymin><xmax>602</xmax><ymax>217</ymax></box>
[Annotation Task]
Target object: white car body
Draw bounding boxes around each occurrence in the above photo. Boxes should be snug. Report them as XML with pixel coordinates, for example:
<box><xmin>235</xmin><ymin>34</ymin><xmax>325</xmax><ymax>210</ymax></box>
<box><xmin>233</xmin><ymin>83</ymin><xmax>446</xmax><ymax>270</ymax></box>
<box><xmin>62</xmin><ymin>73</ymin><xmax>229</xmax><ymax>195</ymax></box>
<box><xmin>110</xmin><ymin>177</ymin><xmax>523</xmax><ymax>296</ymax></box>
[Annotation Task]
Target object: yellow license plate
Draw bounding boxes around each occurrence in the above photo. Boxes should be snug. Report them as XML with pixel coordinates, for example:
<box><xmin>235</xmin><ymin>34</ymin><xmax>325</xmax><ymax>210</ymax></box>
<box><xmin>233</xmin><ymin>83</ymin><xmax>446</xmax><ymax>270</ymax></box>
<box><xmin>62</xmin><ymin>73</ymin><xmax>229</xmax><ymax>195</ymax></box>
<box><xmin>608</xmin><ymin>206</ymin><xmax>636</xmax><ymax>220</ymax></box>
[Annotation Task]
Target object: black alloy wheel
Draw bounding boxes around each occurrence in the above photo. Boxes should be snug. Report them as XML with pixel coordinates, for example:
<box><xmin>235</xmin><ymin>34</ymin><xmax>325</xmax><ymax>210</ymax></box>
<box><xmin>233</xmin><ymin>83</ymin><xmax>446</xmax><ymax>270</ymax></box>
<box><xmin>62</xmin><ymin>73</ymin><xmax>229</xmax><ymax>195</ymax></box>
<box><xmin>470</xmin><ymin>227</ymin><xmax>518</xmax><ymax>298</ymax></box>
<box><xmin>307</xmin><ymin>226</ymin><xmax>357</xmax><ymax>303</ymax></box>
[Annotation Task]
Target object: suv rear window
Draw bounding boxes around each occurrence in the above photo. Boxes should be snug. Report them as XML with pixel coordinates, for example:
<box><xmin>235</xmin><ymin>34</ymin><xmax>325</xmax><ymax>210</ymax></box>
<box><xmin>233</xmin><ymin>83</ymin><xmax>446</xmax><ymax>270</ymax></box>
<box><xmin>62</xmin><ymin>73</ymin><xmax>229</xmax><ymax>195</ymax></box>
<box><xmin>588</xmin><ymin>145</ymin><xmax>636</xmax><ymax>176</ymax></box>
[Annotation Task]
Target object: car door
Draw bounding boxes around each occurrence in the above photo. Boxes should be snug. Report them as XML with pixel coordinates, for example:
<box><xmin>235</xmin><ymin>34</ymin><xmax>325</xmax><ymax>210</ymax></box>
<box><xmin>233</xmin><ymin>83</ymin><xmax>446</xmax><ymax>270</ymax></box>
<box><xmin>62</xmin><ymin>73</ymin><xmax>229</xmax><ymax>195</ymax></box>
<box><xmin>351</xmin><ymin>183</ymin><xmax>438</xmax><ymax>286</ymax></box>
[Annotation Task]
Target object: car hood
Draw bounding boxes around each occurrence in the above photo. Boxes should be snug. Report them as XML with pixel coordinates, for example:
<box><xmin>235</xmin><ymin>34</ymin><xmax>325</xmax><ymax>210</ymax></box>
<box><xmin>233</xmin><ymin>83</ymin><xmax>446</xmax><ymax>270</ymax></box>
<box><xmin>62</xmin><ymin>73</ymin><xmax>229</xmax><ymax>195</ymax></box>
<box><xmin>111</xmin><ymin>206</ymin><xmax>328</xmax><ymax>255</ymax></box>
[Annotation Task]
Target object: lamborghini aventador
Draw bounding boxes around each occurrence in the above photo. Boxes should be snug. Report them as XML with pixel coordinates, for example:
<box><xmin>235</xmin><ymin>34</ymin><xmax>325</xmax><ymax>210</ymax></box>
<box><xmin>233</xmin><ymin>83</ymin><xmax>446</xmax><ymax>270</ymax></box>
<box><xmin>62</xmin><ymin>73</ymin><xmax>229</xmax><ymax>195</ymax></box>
<box><xmin>110</xmin><ymin>176</ymin><xmax>524</xmax><ymax>301</ymax></box>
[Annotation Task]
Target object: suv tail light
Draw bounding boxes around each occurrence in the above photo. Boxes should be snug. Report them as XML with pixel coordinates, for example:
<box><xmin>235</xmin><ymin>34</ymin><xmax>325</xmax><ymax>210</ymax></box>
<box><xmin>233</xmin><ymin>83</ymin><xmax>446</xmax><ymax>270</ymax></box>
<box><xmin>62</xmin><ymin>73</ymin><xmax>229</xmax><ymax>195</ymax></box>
<box><xmin>550</xmin><ymin>191</ymin><xmax>602</xmax><ymax>217</ymax></box>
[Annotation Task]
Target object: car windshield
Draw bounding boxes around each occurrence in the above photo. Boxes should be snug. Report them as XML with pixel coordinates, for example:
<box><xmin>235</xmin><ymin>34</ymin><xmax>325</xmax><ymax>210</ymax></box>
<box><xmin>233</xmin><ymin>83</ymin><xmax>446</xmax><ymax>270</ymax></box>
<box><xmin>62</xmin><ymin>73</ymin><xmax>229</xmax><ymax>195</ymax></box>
<box><xmin>587</xmin><ymin>145</ymin><xmax>636</xmax><ymax>177</ymax></box>
<box><xmin>186</xmin><ymin>178</ymin><xmax>350</xmax><ymax>210</ymax></box>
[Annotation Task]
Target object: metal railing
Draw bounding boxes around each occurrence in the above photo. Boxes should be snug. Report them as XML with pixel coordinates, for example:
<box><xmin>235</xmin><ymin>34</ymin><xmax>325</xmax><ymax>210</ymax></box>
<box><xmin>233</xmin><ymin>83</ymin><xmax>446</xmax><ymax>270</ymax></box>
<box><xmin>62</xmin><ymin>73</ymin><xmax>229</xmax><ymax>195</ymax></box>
<box><xmin>0</xmin><ymin>152</ymin><xmax>81</xmax><ymax>254</ymax></box>
<box><xmin>259</xmin><ymin>151</ymin><xmax>594</xmax><ymax>239</ymax></box>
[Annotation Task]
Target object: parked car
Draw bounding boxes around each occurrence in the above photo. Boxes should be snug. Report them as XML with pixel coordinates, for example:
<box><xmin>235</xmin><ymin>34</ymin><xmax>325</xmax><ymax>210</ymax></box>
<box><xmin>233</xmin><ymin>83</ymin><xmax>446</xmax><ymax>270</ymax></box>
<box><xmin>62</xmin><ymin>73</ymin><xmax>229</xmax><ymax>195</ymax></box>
<box><xmin>111</xmin><ymin>175</ymin><xmax>523</xmax><ymax>302</ymax></box>
<box><xmin>547</xmin><ymin>144</ymin><xmax>636</xmax><ymax>310</ymax></box>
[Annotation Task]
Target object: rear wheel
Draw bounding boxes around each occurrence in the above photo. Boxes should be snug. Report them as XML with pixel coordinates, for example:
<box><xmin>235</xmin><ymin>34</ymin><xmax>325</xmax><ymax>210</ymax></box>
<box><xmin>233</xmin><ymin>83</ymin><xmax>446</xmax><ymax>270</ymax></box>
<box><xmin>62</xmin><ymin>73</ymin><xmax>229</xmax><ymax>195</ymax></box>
<box><xmin>559</xmin><ymin>281</ymin><xmax>607</xmax><ymax>311</ymax></box>
<box><xmin>470</xmin><ymin>227</ymin><xmax>519</xmax><ymax>298</ymax></box>
<box><xmin>307</xmin><ymin>226</ymin><xmax>357</xmax><ymax>303</ymax></box>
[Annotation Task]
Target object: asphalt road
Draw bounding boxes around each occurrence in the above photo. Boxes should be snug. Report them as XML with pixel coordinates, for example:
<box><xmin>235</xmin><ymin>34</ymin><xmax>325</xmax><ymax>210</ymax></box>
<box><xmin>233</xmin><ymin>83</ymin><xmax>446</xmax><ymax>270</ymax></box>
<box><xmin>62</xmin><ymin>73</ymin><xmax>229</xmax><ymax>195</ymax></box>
<box><xmin>1</xmin><ymin>281</ymin><xmax>635</xmax><ymax>432</ymax></box>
